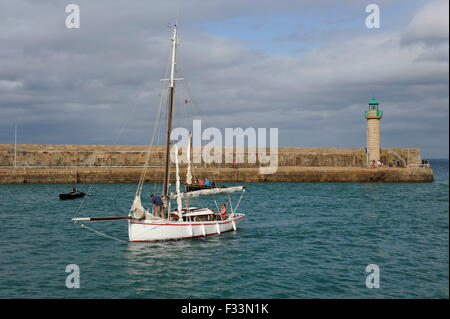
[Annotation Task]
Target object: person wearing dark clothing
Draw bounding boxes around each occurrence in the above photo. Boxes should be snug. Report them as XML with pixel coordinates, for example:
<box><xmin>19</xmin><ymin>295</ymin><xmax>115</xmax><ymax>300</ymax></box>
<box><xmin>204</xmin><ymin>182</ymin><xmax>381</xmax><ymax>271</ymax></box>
<box><xmin>151</xmin><ymin>194</ymin><xmax>164</xmax><ymax>219</ymax></box>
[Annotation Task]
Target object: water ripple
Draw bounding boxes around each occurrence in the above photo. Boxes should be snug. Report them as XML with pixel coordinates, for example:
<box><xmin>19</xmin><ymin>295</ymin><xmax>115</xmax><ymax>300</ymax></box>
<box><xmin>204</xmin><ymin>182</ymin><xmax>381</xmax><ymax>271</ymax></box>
<box><xmin>0</xmin><ymin>160</ymin><xmax>448</xmax><ymax>298</ymax></box>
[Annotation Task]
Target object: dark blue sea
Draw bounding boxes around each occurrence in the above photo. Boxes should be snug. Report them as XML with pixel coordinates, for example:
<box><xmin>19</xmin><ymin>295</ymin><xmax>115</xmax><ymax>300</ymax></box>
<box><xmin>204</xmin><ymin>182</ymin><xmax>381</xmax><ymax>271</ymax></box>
<box><xmin>0</xmin><ymin>160</ymin><xmax>448</xmax><ymax>298</ymax></box>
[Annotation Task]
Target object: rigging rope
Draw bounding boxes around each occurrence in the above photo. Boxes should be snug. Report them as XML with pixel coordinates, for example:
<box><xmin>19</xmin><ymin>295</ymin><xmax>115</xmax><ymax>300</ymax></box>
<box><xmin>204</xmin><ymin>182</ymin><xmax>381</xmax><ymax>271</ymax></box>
<box><xmin>79</xmin><ymin>223</ymin><xmax>127</xmax><ymax>243</ymax></box>
<box><xmin>135</xmin><ymin>50</ymin><xmax>173</xmax><ymax>199</ymax></box>
<box><xmin>72</xmin><ymin>49</ymin><xmax>173</xmax><ymax>244</ymax></box>
<box><xmin>71</xmin><ymin>30</ymin><xmax>247</xmax><ymax>243</ymax></box>
<box><xmin>233</xmin><ymin>190</ymin><xmax>245</xmax><ymax>214</ymax></box>
<box><xmin>71</xmin><ymin>80</ymin><xmax>156</xmax><ymax>220</ymax></box>
<box><xmin>135</xmin><ymin>87</ymin><xmax>166</xmax><ymax>199</ymax></box>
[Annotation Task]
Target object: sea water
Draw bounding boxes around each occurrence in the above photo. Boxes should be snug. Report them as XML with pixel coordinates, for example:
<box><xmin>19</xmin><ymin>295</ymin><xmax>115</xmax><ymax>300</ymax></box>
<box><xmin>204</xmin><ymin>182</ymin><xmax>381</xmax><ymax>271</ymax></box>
<box><xmin>0</xmin><ymin>160</ymin><xmax>448</xmax><ymax>298</ymax></box>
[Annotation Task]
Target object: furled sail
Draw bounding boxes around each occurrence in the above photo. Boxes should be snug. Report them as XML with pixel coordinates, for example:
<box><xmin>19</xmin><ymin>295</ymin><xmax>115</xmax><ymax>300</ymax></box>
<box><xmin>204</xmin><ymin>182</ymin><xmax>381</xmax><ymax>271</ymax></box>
<box><xmin>174</xmin><ymin>144</ymin><xmax>183</xmax><ymax>219</ymax></box>
<box><xmin>186</xmin><ymin>132</ymin><xmax>193</xmax><ymax>185</ymax></box>
<box><xmin>169</xmin><ymin>186</ymin><xmax>245</xmax><ymax>200</ymax></box>
<box><xmin>131</xmin><ymin>195</ymin><xmax>145</xmax><ymax>219</ymax></box>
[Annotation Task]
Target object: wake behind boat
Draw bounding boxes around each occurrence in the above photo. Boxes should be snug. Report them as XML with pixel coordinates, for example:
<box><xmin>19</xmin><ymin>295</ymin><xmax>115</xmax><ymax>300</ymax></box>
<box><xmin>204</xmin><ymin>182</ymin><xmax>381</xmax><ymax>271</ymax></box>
<box><xmin>72</xmin><ymin>25</ymin><xmax>247</xmax><ymax>242</ymax></box>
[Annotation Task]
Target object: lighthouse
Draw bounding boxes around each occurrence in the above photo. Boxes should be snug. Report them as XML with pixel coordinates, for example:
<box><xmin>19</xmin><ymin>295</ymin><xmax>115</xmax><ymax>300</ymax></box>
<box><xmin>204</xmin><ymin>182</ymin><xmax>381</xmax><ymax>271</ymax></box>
<box><xmin>365</xmin><ymin>97</ymin><xmax>383</xmax><ymax>165</ymax></box>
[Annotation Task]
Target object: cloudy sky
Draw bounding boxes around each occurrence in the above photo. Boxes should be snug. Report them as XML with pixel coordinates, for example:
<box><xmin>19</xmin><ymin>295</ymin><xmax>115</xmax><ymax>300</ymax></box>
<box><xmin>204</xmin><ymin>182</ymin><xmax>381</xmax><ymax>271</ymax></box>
<box><xmin>0</xmin><ymin>0</ymin><xmax>448</xmax><ymax>158</ymax></box>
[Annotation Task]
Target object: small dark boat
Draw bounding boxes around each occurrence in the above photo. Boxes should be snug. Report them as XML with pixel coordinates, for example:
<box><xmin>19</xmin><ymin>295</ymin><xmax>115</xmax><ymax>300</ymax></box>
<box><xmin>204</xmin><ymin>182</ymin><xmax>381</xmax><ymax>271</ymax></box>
<box><xmin>59</xmin><ymin>191</ymin><xmax>86</xmax><ymax>200</ymax></box>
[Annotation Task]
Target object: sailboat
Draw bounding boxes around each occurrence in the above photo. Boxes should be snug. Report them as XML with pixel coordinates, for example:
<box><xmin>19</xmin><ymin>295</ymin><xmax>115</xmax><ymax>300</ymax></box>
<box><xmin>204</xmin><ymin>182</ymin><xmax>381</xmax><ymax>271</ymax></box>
<box><xmin>72</xmin><ymin>25</ymin><xmax>247</xmax><ymax>242</ymax></box>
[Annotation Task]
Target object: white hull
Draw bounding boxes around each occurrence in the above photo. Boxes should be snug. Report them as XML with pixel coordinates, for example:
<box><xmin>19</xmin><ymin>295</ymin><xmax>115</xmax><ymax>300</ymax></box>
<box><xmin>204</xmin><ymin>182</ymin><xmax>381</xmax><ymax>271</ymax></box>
<box><xmin>128</xmin><ymin>213</ymin><xmax>245</xmax><ymax>242</ymax></box>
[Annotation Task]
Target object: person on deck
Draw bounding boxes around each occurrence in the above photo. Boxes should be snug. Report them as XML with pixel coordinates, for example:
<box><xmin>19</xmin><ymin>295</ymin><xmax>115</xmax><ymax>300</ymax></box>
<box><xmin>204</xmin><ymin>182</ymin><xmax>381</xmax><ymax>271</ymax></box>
<box><xmin>220</xmin><ymin>203</ymin><xmax>227</xmax><ymax>220</ymax></box>
<box><xmin>204</xmin><ymin>178</ymin><xmax>210</xmax><ymax>186</ymax></box>
<box><xmin>151</xmin><ymin>194</ymin><xmax>164</xmax><ymax>219</ymax></box>
<box><xmin>71</xmin><ymin>187</ymin><xmax>77</xmax><ymax>194</ymax></box>
<box><xmin>211</xmin><ymin>180</ymin><xmax>216</xmax><ymax>187</ymax></box>
<box><xmin>198</xmin><ymin>179</ymin><xmax>204</xmax><ymax>186</ymax></box>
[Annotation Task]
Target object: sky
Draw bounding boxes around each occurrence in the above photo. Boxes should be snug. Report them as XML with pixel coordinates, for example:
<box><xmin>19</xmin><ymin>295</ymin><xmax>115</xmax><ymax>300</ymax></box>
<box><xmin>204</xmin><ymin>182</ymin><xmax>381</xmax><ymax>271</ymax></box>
<box><xmin>0</xmin><ymin>0</ymin><xmax>448</xmax><ymax>158</ymax></box>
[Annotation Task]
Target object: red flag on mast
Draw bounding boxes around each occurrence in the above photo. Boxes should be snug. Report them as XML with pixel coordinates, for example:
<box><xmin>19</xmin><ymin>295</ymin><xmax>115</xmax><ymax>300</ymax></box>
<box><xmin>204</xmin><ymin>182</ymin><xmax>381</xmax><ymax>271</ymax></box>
<box><xmin>185</xmin><ymin>99</ymin><xmax>189</xmax><ymax>104</ymax></box>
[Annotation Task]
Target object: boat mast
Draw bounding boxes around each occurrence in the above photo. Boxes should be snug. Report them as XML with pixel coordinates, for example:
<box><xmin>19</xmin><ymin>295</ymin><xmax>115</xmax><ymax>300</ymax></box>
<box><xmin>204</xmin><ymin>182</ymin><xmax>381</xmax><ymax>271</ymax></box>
<box><xmin>163</xmin><ymin>25</ymin><xmax>178</xmax><ymax>200</ymax></box>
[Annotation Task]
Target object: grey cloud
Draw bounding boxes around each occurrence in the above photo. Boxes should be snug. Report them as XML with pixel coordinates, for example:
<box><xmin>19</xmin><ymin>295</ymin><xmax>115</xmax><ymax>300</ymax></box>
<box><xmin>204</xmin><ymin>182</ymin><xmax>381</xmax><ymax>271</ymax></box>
<box><xmin>0</xmin><ymin>0</ymin><xmax>448</xmax><ymax>157</ymax></box>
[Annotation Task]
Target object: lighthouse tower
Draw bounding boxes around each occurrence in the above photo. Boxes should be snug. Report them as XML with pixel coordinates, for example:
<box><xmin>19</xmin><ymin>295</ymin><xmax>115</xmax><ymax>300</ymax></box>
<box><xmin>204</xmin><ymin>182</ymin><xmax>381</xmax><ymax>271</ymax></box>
<box><xmin>365</xmin><ymin>97</ymin><xmax>383</xmax><ymax>165</ymax></box>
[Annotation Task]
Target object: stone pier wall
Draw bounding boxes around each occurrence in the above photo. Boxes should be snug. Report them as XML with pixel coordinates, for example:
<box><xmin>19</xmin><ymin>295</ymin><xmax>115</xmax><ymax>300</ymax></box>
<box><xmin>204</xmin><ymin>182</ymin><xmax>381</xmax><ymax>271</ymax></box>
<box><xmin>0</xmin><ymin>144</ymin><xmax>423</xmax><ymax>168</ymax></box>
<box><xmin>0</xmin><ymin>144</ymin><xmax>432</xmax><ymax>183</ymax></box>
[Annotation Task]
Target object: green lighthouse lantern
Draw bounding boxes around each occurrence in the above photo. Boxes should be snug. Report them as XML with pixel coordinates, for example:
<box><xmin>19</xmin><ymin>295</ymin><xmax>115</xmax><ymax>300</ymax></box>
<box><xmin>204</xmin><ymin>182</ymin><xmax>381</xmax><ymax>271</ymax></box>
<box><xmin>366</xmin><ymin>97</ymin><xmax>383</xmax><ymax>118</ymax></box>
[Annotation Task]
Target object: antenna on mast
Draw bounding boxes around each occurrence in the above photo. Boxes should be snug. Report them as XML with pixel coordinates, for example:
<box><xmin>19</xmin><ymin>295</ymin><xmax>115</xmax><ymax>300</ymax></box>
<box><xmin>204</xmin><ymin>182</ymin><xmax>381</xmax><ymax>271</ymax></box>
<box><xmin>175</xmin><ymin>8</ymin><xmax>180</xmax><ymax>27</ymax></box>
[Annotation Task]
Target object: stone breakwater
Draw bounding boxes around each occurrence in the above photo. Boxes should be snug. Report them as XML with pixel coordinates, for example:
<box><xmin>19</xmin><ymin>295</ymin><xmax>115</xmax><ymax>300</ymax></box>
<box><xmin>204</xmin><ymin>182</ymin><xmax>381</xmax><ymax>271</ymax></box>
<box><xmin>0</xmin><ymin>144</ymin><xmax>433</xmax><ymax>183</ymax></box>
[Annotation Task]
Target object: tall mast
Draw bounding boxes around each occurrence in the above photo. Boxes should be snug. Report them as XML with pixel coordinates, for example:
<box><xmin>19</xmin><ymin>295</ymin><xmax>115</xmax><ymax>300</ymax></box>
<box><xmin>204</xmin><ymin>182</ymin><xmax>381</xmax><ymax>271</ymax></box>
<box><xmin>163</xmin><ymin>25</ymin><xmax>178</xmax><ymax>198</ymax></box>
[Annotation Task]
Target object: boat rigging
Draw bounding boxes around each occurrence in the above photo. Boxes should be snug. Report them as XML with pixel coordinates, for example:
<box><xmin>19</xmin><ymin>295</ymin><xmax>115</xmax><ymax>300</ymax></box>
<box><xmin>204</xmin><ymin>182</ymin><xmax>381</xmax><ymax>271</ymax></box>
<box><xmin>72</xmin><ymin>25</ymin><xmax>247</xmax><ymax>242</ymax></box>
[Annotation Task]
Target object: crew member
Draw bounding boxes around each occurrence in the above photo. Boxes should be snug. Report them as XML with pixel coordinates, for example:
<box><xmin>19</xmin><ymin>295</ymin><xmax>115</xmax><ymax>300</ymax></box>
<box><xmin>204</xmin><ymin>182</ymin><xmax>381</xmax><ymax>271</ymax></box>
<box><xmin>151</xmin><ymin>194</ymin><xmax>165</xmax><ymax>219</ymax></box>
<box><xmin>220</xmin><ymin>203</ymin><xmax>227</xmax><ymax>220</ymax></box>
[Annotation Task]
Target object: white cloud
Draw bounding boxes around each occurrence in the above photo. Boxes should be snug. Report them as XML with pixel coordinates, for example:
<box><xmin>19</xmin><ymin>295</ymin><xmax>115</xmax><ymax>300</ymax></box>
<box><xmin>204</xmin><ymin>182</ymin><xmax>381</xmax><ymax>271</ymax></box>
<box><xmin>401</xmin><ymin>0</ymin><xmax>449</xmax><ymax>45</ymax></box>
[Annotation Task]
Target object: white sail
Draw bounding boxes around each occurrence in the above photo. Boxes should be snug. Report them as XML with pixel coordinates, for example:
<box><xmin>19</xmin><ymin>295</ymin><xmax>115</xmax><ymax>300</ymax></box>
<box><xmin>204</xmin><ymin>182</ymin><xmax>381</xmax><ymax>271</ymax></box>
<box><xmin>174</xmin><ymin>144</ymin><xmax>183</xmax><ymax>219</ymax></box>
<box><xmin>131</xmin><ymin>195</ymin><xmax>145</xmax><ymax>219</ymax></box>
<box><xmin>186</xmin><ymin>132</ymin><xmax>193</xmax><ymax>184</ymax></box>
<box><xmin>169</xmin><ymin>185</ymin><xmax>245</xmax><ymax>200</ymax></box>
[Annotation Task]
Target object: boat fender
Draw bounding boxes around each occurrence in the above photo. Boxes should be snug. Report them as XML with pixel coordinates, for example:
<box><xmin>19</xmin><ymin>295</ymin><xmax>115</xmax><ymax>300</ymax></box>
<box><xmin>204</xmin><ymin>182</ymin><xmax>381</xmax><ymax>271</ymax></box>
<box><xmin>201</xmin><ymin>224</ymin><xmax>206</xmax><ymax>237</ymax></box>
<box><xmin>216</xmin><ymin>223</ymin><xmax>221</xmax><ymax>235</ymax></box>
